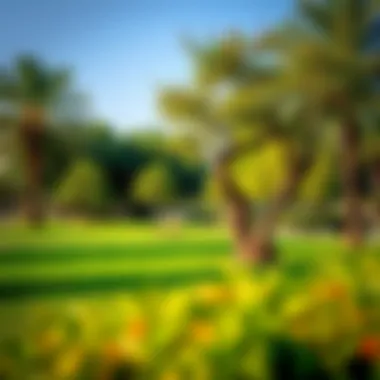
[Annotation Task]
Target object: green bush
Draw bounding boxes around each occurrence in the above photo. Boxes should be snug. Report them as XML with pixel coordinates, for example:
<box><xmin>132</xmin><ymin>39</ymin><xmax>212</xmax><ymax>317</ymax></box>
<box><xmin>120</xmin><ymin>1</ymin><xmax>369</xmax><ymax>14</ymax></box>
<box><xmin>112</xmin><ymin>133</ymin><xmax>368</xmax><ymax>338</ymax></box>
<box><xmin>55</xmin><ymin>159</ymin><xmax>108</xmax><ymax>215</ymax></box>
<box><xmin>132</xmin><ymin>162</ymin><xmax>176</xmax><ymax>207</ymax></box>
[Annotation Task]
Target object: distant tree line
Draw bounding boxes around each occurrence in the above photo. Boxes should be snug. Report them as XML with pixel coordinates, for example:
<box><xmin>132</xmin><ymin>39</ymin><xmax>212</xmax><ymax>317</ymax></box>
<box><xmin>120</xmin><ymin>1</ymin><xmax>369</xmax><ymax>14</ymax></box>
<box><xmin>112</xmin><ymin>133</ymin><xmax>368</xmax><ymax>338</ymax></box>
<box><xmin>0</xmin><ymin>116</ymin><xmax>206</xmax><ymax>218</ymax></box>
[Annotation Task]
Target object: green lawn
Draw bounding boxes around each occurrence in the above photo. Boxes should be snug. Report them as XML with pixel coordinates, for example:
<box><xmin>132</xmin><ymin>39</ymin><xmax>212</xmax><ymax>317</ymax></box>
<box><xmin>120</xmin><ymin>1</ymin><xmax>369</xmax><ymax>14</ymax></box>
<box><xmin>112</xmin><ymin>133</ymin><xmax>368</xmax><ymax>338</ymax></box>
<box><xmin>0</xmin><ymin>221</ymin><xmax>366</xmax><ymax>300</ymax></box>
<box><xmin>0</xmin><ymin>222</ymin><xmax>379</xmax><ymax>379</ymax></box>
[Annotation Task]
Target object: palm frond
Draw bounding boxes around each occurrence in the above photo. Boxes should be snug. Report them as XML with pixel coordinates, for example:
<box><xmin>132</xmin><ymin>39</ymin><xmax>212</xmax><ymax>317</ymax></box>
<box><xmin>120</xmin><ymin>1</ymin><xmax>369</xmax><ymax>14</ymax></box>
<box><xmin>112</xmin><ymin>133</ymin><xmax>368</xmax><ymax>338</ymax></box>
<box><xmin>16</xmin><ymin>55</ymin><xmax>47</xmax><ymax>103</ymax></box>
<box><xmin>361</xmin><ymin>53</ymin><xmax>380</xmax><ymax>76</ymax></box>
<box><xmin>0</xmin><ymin>68</ymin><xmax>19</xmax><ymax>102</ymax></box>
<box><xmin>191</xmin><ymin>35</ymin><xmax>249</xmax><ymax>86</ymax></box>
<box><xmin>346</xmin><ymin>0</ymin><xmax>374</xmax><ymax>48</ymax></box>
<box><xmin>363</xmin><ymin>10</ymin><xmax>380</xmax><ymax>50</ymax></box>
<box><xmin>15</xmin><ymin>55</ymin><xmax>71</xmax><ymax>106</ymax></box>
<box><xmin>45</xmin><ymin>69</ymin><xmax>71</xmax><ymax>103</ymax></box>
<box><xmin>299</xmin><ymin>0</ymin><xmax>375</xmax><ymax>51</ymax></box>
<box><xmin>368</xmin><ymin>0</ymin><xmax>380</xmax><ymax>19</ymax></box>
<box><xmin>254</xmin><ymin>22</ymin><xmax>317</xmax><ymax>52</ymax></box>
<box><xmin>298</xmin><ymin>0</ymin><xmax>332</xmax><ymax>36</ymax></box>
<box><xmin>158</xmin><ymin>87</ymin><xmax>209</xmax><ymax>123</ymax></box>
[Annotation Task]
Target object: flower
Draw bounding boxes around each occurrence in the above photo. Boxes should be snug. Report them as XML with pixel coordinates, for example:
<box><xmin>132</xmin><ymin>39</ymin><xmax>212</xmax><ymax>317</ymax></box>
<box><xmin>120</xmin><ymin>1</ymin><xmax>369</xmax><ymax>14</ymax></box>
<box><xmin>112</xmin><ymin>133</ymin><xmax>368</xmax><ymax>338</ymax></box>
<box><xmin>128</xmin><ymin>318</ymin><xmax>147</xmax><ymax>341</ymax></box>
<box><xmin>103</xmin><ymin>341</ymin><xmax>125</xmax><ymax>362</ymax></box>
<box><xmin>196</xmin><ymin>285</ymin><xmax>234</xmax><ymax>305</ymax></box>
<box><xmin>312</xmin><ymin>281</ymin><xmax>348</xmax><ymax>303</ymax></box>
<box><xmin>357</xmin><ymin>336</ymin><xmax>380</xmax><ymax>361</ymax></box>
<box><xmin>191</xmin><ymin>322</ymin><xmax>216</xmax><ymax>345</ymax></box>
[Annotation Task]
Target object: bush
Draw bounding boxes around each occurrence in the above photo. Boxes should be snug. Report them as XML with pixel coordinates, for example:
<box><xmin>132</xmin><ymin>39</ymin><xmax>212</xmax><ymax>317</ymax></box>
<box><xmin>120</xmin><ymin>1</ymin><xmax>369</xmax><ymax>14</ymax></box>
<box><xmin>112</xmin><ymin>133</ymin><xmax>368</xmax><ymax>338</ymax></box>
<box><xmin>55</xmin><ymin>159</ymin><xmax>108</xmax><ymax>215</ymax></box>
<box><xmin>131</xmin><ymin>162</ymin><xmax>176</xmax><ymax>208</ymax></box>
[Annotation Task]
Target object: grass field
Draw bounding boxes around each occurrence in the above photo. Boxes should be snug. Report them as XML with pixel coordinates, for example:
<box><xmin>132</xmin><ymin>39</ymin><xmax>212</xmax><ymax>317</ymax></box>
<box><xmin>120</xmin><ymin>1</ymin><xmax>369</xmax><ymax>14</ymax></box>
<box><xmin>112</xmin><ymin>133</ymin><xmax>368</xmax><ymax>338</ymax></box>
<box><xmin>0</xmin><ymin>222</ymin><xmax>380</xmax><ymax>378</ymax></box>
<box><xmin>0</xmin><ymin>221</ymin><xmax>357</xmax><ymax>300</ymax></box>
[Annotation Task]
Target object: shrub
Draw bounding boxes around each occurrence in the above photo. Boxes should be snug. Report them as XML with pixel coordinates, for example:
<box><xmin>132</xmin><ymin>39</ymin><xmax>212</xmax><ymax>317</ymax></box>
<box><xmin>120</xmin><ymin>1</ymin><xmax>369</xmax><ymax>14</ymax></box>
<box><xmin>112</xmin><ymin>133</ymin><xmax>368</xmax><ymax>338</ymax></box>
<box><xmin>132</xmin><ymin>162</ymin><xmax>176</xmax><ymax>207</ymax></box>
<box><xmin>55</xmin><ymin>159</ymin><xmax>108</xmax><ymax>215</ymax></box>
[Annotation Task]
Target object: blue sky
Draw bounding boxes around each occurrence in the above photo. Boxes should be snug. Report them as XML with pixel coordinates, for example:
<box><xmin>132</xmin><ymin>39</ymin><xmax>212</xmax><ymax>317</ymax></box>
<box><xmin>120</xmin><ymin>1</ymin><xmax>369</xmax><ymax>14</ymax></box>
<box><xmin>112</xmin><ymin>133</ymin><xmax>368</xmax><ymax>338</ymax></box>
<box><xmin>0</xmin><ymin>0</ymin><xmax>292</xmax><ymax>129</ymax></box>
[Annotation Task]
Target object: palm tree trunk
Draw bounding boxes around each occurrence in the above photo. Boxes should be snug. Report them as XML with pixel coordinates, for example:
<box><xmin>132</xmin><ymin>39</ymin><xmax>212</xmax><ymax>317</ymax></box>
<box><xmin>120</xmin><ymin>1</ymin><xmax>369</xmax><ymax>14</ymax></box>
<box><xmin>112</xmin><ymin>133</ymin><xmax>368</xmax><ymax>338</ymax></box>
<box><xmin>341</xmin><ymin>117</ymin><xmax>364</xmax><ymax>247</ymax></box>
<box><xmin>245</xmin><ymin>152</ymin><xmax>312</xmax><ymax>263</ymax></box>
<box><xmin>214</xmin><ymin>145</ymin><xmax>252</xmax><ymax>257</ymax></box>
<box><xmin>214</xmin><ymin>139</ymin><xmax>311</xmax><ymax>264</ymax></box>
<box><xmin>20</xmin><ymin>107</ymin><xmax>46</xmax><ymax>228</ymax></box>
<box><xmin>371</xmin><ymin>157</ymin><xmax>380</xmax><ymax>227</ymax></box>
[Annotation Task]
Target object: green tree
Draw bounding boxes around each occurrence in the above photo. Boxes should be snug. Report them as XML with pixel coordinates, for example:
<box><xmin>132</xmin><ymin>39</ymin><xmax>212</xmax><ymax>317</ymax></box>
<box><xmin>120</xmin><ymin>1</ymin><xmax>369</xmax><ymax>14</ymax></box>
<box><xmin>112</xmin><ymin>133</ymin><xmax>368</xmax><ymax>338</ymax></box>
<box><xmin>132</xmin><ymin>162</ymin><xmax>176</xmax><ymax>208</ymax></box>
<box><xmin>159</xmin><ymin>33</ymin><xmax>316</xmax><ymax>263</ymax></box>
<box><xmin>0</xmin><ymin>127</ymin><xmax>21</xmax><ymax>210</ymax></box>
<box><xmin>55</xmin><ymin>160</ymin><xmax>108</xmax><ymax>215</ymax></box>
<box><xmin>256</xmin><ymin>0</ymin><xmax>380</xmax><ymax>246</ymax></box>
<box><xmin>0</xmin><ymin>55</ymin><xmax>72</xmax><ymax>227</ymax></box>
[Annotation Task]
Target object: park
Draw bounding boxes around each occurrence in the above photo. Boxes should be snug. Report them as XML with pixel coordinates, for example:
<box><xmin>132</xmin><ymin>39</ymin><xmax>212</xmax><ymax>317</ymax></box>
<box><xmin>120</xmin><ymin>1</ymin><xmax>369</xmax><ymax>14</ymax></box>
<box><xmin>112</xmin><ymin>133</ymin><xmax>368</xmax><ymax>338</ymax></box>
<box><xmin>0</xmin><ymin>0</ymin><xmax>380</xmax><ymax>379</ymax></box>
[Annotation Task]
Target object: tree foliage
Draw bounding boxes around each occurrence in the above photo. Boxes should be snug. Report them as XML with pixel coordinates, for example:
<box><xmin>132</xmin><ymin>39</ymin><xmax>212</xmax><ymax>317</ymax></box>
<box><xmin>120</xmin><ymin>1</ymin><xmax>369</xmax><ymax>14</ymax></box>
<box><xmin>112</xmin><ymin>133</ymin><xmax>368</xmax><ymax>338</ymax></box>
<box><xmin>0</xmin><ymin>55</ymin><xmax>72</xmax><ymax>112</ymax></box>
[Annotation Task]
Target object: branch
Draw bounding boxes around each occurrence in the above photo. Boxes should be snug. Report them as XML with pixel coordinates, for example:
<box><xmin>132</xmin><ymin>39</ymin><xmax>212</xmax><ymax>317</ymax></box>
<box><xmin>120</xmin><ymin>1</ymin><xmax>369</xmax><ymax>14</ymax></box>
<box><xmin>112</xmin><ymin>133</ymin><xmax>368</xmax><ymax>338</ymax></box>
<box><xmin>252</xmin><ymin>150</ymin><xmax>314</xmax><ymax>242</ymax></box>
<box><xmin>212</xmin><ymin>137</ymin><xmax>266</xmax><ymax>244</ymax></box>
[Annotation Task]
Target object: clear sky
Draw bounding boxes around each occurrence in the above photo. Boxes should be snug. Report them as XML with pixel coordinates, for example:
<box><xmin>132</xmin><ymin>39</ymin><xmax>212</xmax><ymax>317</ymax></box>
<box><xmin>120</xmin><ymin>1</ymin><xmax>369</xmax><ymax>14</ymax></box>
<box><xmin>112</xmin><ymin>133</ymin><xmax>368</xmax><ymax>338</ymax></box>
<box><xmin>0</xmin><ymin>0</ymin><xmax>293</xmax><ymax>129</ymax></box>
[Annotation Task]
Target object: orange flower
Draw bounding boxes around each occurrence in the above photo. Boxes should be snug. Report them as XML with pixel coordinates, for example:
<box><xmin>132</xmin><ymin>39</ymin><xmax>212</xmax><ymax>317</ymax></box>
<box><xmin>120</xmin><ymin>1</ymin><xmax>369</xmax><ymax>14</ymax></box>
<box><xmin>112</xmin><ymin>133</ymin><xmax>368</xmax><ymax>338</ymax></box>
<box><xmin>197</xmin><ymin>285</ymin><xmax>233</xmax><ymax>305</ymax></box>
<box><xmin>128</xmin><ymin>318</ymin><xmax>147</xmax><ymax>340</ymax></box>
<box><xmin>329</xmin><ymin>283</ymin><xmax>347</xmax><ymax>299</ymax></box>
<box><xmin>191</xmin><ymin>322</ymin><xmax>215</xmax><ymax>344</ymax></box>
<box><xmin>357</xmin><ymin>336</ymin><xmax>380</xmax><ymax>360</ymax></box>
<box><xmin>103</xmin><ymin>342</ymin><xmax>124</xmax><ymax>362</ymax></box>
<box><xmin>313</xmin><ymin>281</ymin><xmax>347</xmax><ymax>302</ymax></box>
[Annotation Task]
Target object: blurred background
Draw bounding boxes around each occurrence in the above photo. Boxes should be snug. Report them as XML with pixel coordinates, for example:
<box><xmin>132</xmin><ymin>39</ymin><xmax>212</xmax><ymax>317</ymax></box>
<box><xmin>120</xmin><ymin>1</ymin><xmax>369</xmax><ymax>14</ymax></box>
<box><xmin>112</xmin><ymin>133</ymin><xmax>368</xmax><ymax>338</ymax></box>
<box><xmin>0</xmin><ymin>0</ymin><xmax>380</xmax><ymax>379</ymax></box>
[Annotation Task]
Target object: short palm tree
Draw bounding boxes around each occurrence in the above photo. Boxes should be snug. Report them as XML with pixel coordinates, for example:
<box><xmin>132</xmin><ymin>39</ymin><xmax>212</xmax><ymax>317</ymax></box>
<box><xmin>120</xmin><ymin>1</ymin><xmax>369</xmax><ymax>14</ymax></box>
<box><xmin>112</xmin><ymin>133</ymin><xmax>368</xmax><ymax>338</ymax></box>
<box><xmin>0</xmin><ymin>55</ymin><xmax>70</xmax><ymax>227</ymax></box>
<box><xmin>159</xmin><ymin>34</ymin><xmax>319</xmax><ymax>263</ymax></box>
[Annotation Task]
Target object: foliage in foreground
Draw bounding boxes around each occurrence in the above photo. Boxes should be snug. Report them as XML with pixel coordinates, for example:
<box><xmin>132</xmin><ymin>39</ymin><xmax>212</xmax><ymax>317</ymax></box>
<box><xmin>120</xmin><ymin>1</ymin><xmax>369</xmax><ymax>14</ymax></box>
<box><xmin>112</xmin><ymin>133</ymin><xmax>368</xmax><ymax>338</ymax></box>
<box><xmin>1</xmin><ymin>251</ymin><xmax>380</xmax><ymax>379</ymax></box>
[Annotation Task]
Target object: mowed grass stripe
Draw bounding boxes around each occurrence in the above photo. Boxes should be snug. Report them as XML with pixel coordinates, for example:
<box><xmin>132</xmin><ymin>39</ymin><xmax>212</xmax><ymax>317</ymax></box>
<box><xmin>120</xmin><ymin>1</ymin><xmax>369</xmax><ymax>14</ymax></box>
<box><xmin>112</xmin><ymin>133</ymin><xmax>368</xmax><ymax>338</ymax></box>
<box><xmin>0</xmin><ymin>256</ymin><xmax>229</xmax><ymax>282</ymax></box>
<box><xmin>0</xmin><ymin>223</ymin><xmax>228</xmax><ymax>246</ymax></box>
<box><xmin>0</xmin><ymin>240</ymin><xmax>231</xmax><ymax>265</ymax></box>
<box><xmin>0</xmin><ymin>268</ymin><xmax>225</xmax><ymax>301</ymax></box>
<box><xmin>0</xmin><ymin>235</ymin><xmax>342</xmax><ymax>266</ymax></box>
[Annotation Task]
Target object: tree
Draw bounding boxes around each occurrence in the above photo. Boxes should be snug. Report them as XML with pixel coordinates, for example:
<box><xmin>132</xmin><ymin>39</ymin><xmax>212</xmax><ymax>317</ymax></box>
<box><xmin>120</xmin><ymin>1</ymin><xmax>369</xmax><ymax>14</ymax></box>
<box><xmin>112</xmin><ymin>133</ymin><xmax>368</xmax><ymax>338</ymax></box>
<box><xmin>42</xmin><ymin>123</ymin><xmax>205</xmax><ymax>211</ymax></box>
<box><xmin>0</xmin><ymin>122</ymin><xmax>21</xmax><ymax>212</ymax></box>
<box><xmin>366</xmin><ymin>104</ymin><xmax>380</xmax><ymax>226</ymax></box>
<box><xmin>159</xmin><ymin>33</ymin><xmax>317</xmax><ymax>263</ymax></box>
<box><xmin>132</xmin><ymin>162</ymin><xmax>176</xmax><ymax>209</ymax></box>
<box><xmin>55</xmin><ymin>160</ymin><xmax>108</xmax><ymax>215</ymax></box>
<box><xmin>0</xmin><ymin>55</ymin><xmax>72</xmax><ymax>227</ymax></box>
<box><xmin>255</xmin><ymin>0</ymin><xmax>380</xmax><ymax>246</ymax></box>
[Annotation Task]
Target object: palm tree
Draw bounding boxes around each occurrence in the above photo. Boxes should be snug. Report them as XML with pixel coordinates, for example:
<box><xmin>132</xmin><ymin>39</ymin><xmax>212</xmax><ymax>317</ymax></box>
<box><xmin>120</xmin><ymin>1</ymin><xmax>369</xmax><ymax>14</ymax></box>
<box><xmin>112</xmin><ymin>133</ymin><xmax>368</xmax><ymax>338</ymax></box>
<box><xmin>255</xmin><ymin>0</ymin><xmax>380</xmax><ymax>247</ymax></box>
<box><xmin>159</xmin><ymin>34</ymin><xmax>318</xmax><ymax>263</ymax></box>
<box><xmin>0</xmin><ymin>55</ymin><xmax>70</xmax><ymax>227</ymax></box>
<box><xmin>366</xmin><ymin>97</ymin><xmax>380</xmax><ymax>226</ymax></box>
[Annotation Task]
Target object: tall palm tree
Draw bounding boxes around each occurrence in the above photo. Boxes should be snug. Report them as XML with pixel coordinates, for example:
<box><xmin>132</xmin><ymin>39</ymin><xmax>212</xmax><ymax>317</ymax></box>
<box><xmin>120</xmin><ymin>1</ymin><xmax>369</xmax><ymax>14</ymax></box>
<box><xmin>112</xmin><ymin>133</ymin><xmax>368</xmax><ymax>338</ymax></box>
<box><xmin>0</xmin><ymin>55</ymin><xmax>70</xmax><ymax>227</ymax></box>
<box><xmin>256</xmin><ymin>0</ymin><xmax>380</xmax><ymax>247</ymax></box>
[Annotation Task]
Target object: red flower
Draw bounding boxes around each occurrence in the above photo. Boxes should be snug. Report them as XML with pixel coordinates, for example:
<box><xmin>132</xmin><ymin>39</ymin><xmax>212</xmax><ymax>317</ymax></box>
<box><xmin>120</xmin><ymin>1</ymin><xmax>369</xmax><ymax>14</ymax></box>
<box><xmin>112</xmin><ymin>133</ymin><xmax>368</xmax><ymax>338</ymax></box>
<box><xmin>357</xmin><ymin>336</ymin><xmax>380</xmax><ymax>361</ymax></box>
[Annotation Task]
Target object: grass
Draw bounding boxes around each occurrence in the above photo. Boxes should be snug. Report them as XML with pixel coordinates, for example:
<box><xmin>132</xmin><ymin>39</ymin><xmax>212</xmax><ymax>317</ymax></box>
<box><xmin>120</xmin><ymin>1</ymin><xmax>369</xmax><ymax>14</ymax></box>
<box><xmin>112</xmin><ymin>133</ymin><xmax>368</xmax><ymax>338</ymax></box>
<box><xmin>0</xmin><ymin>221</ymin><xmax>351</xmax><ymax>301</ymax></box>
<box><xmin>0</xmin><ymin>222</ymin><xmax>379</xmax><ymax>378</ymax></box>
